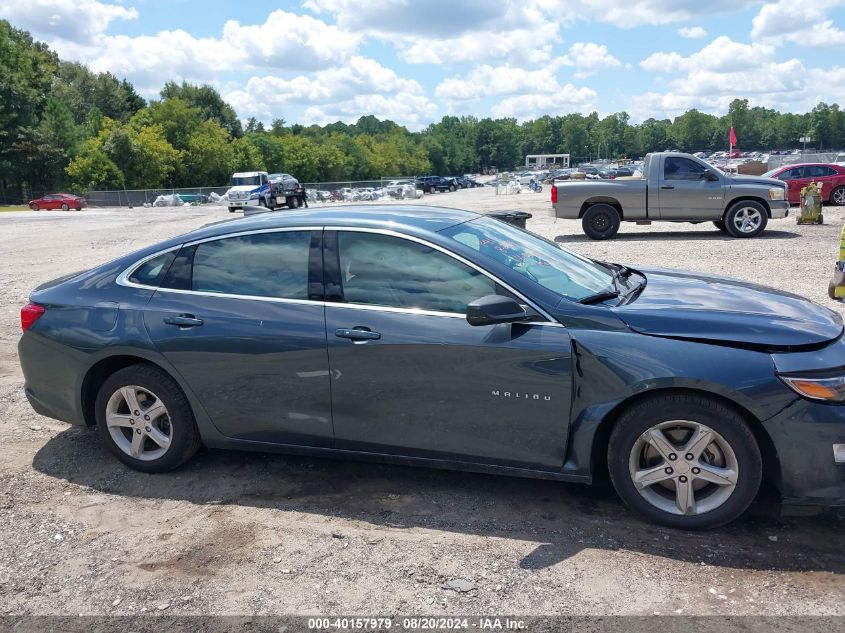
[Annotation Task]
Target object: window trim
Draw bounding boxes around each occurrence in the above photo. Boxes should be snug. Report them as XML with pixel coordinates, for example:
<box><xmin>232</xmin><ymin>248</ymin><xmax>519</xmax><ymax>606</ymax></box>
<box><xmin>324</xmin><ymin>226</ymin><xmax>559</xmax><ymax>325</ymax></box>
<box><xmin>117</xmin><ymin>225</ymin><xmax>562</xmax><ymax>327</ymax></box>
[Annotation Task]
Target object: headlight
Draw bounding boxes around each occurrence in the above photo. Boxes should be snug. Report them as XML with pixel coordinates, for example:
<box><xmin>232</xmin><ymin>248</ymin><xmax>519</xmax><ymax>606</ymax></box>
<box><xmin>779</xmin><ymin>374</ymin><xmax>845</xmax><ymax>402</ymax></box>
<box><xmin>769</xmin><ymin>187</ymin><xmax>785</xmax><ymax>201</ymax></box>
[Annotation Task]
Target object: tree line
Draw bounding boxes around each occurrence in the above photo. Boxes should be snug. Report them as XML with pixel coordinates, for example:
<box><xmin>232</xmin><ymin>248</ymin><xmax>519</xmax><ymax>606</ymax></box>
<box><xmin>2</xmin><ymin>19</ymin><xmax>845</xmax><ymax>200</ymax></box>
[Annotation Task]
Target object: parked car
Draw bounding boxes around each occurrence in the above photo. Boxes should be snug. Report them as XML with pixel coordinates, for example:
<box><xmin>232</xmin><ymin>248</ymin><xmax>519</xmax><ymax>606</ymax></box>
<box><xmin>416</xmin><ymin>176</ymin><xmax>457</xmax><ymax>193</ymax></box>
<box><xmin>17</xmin><ymin>206</ymin><xmax>845</xmax><ymax>529</ymax></box>
<box><xmin>452</xmin><ymin>176</ymin><xmax>480</xmax><ymax>189</ymax></box>
<box><xmin>551</xmin><ymin>152</ymin><xmax>789</xmax><ymax>239</ymax></box>
<box><xmin>762</xmin><ymin>164</ymin><xmax>845</xmax><ymax>206</ymax></box>
<box><xmin>28</xmin><ymin>193</ymin><xmax>86</xmax><ymax>211</ymax></box>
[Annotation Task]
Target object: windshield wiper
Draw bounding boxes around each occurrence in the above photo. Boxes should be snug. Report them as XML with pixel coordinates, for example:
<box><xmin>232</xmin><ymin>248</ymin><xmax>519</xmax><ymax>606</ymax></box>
<box><xmin>579</xmin><ymin>290</ymin><xmax>621</xmax><ymax>305</ymax></box>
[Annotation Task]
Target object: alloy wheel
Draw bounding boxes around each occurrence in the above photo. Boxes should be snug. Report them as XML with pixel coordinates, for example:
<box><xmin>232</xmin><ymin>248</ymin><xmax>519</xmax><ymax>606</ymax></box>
<box><xmin>833</xmin><ymin>188</ymin><xmax>845</xmax><ymax>206</ymax></box>
<box><xmin>628</xmin><ymin>420</ymin><xmax>738</xmax><ymax>516</ymax></box>
<box><xmin>105</xmin><ymin>385</ymin><xmax>172</xmax><ymax>461</ymax></box>
<box><xmin>731</xmin><ymin>207</ymin><xmax>762</xmax><ymax>234</ymax></box>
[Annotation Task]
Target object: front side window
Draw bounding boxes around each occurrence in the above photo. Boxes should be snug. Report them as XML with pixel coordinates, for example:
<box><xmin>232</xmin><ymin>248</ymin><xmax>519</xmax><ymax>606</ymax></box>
<box><xmin>191</xmin><ymin>231</ymin><xmax>311</xmax><ymax>299</ymax></box>
<box><xmin>441</xmin><ymin>216</ymin><xmax>615</xmax><ymax>301</ymax></box>
<box><xmin>338</xmin><ymin>232</ymin><xmax>496</xmax><ymax>313</ymax></box>
<box><xmin>664</xmin><ymin>157</ymin><xmax>708</xmax><ymax>180</ymax></box>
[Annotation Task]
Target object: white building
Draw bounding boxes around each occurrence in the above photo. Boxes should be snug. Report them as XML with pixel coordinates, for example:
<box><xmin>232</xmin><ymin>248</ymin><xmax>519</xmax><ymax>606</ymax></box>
<box><xmin>525</xmin><ymin>153</ymin><xmax>570</xmax><ymax>169</ymax></box>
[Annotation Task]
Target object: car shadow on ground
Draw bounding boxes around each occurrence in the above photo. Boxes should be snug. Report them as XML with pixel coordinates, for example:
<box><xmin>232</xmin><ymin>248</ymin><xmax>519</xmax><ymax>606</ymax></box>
<box><xmin>33</xmin><ymin>427</ymin><xmax>844</xmax><ymax>574</ymax></box>
<box><xmin>554</xmin><ymin>230</ymin><xmax>801</xmax><ymax>243</ymax></box>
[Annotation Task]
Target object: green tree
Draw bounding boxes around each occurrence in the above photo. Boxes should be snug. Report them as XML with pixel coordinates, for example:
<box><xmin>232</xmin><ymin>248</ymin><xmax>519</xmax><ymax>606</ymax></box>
<box><xmin>160</xmin><ymin>81</ymin><xmax>242</xmax><ymax>137</ymax></box>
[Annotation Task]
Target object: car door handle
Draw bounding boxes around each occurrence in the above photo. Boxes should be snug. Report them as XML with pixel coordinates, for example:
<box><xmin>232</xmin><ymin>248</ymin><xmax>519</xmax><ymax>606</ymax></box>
<box><xmin>660</xmin><ymin>185</ymin><xmax>674</xmax><ymax>189</ymax></box>
<box><xmin>335</xmin><ymin>327</ymin><xmax>381</xmax><ymax>341</ymax></box>
<box><xmin>163</xmin><ymin>314</ymin><xmax>204</xmax><ymax>328</ymax></box>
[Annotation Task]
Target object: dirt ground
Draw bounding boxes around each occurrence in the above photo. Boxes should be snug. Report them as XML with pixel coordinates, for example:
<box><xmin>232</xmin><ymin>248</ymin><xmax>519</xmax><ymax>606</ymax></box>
<box><xmin>0</xmin><ymin>187</ymin><xmax>843</xmax><ymax>617</ymax></box>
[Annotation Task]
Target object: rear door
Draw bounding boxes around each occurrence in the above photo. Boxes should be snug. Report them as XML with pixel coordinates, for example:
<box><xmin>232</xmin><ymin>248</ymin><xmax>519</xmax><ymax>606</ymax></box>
<box><xmin>142</xmin><ymin>228</ymin><xmax>333</xmax><ymax>446</ymax></box>
<box><xmin>656</xmin><ymin>156</ymin><xmax>724</xmax><ymax>220</ymax></box>
<box><xmin>322</xmin><ymin>229</ymin><xmax>572</xmax><ymax>471</ymax></box>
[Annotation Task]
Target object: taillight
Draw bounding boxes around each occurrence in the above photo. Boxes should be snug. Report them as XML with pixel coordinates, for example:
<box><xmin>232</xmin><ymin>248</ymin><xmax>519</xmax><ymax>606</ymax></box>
<box><xmin>551</xmin><ymin>183</ymin><xmax>558</xmax><ymax>204</ymax></box>
<box><xmin>21</xmin><ymin>303</ymin><xmax>45</xmax><ymax>332</ymax></box>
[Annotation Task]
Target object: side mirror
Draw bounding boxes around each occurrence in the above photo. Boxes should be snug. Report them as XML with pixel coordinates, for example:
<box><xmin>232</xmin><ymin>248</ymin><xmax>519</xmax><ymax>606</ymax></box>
<box><xmin>702</xmin><ymin>171</ymin><xmax>719</xmax><ymax>181</ymax></box>
<box><xmin>466</xmin><ymin>294</ymin><xmax>527</xmax><ymax>326</ymax></box>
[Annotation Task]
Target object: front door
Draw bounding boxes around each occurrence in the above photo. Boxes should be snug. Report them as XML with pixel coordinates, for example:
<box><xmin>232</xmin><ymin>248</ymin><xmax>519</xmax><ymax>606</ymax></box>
<box><xmin>323</xmin><ymin>230</ymin><xmax>573</xmax><ymax>471</ymax></box>
<box><xmin>144</xmin><ymin>229</ymin><xmax>333</xmax><ymax>446</ymax></box>
<box><xmin>656</xmin><ymin>156</ymin><xmax>724</xmax><ymax>220</ymax></box>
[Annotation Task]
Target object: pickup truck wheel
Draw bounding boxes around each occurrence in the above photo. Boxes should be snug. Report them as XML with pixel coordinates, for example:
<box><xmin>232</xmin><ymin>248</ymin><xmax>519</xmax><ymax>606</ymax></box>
<box><xmin>290</xmin><ymin>196</ymin><xmax>301</xmax><ymax>209</ymax></box>
<box><xmin>608</xmin><ymin>393</ymin><xmax>762</xmax><ymax>529</ymax></box>
<box><xmin>582</xmin><ymin>204</ymin><xmax>620</xmax><ymax>240</ymax></box>
<box><xmin>713</xmin><ymin>220</ymin><xmax>728</xmax><ymax>232</ymax></box>
<box><xmin>724</xmin><ymin>201</ymin><xmax>768</xmax><ymax>238</ymax></box>
<box><xmin>449</xmin><ymin>184</ymin><xmax>457</xmax><ymax>192</ymax></box>
<box><xmin>228</xmin><ymin>207</ymin><xmax>236</xmax><ymax>213</ymax></box>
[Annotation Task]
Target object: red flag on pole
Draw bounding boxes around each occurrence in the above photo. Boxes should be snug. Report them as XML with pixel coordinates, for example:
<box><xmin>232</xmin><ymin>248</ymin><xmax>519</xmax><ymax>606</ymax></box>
<box><xmin>729</xmin><ymin>126</ymin><xmax>738</xmax><ymax>147</ymax></box>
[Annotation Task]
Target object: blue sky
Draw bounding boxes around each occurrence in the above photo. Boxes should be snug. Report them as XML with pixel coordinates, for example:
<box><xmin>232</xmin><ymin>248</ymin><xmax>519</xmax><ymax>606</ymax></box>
<box><xmin>4</xmin><ymin>0</ymin><xmax>845</xmax><ymax>129</ymax></box>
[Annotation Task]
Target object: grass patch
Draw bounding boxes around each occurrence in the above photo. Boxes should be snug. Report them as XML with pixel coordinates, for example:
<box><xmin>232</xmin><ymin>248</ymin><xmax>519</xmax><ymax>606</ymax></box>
<box><xmin>0</xmin><ymin>205</ymin><xmax>29</xmax><ymax>212</ymax></box>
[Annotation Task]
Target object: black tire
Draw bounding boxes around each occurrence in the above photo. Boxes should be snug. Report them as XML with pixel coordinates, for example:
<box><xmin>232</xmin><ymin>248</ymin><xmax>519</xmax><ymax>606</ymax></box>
<box><xmin>61</xmin><ymin>203</ymin><xmax>69</xmax><ymax>211</ymax></box>
<box><xmin>713</xmin><ymin>220</ymin><xmax>728</xmax><ymax>232</ymax></box>
<box><xmin>30</xmin><ymin>203</ymin><xmax>39</xmax><ymax>211</ymax></box>
<box><xmin>258</xmin><ymin>198</ymin><xmax>266</xmax><ymax>207</ymax></box>
<box><xmin>818</xmin><ymin>214</ymin><xmax>824</xmax><ymax>225</ymax></box>
<box><xmin>427</xmin><ymin>186</ymin><xmax>435</xmax><ymax>194</ymax></box>
<box><xmin>724</xmin><ymin>200</ymin><xmax>768</xmax><ymax>238</ymax></box>
<box><xmin>582</xmin><ymin>204</ymin><xmax>620</xmax><ymax>240</ymax></box>
<box><xmin>608</xmin><ymin>393</ymin><xmax>762</xmax><ymax>530</ymax></box>
<box><xmin>75</xmin><ymin>207</ymin><xmax>82</xmax><ymax>211</ymax></box>
<box><xmin>228</xmin><ymin>207</ymin><xmax>236</xmax><ymax>213</ymax></box>
<box><xmin>449</xmin><ymin>184</ymin><xmax>456</xmax><ymax>192</ymax></box>
<box><xmin>95</xmin><ymin>364</ymin><xmax>201</xmax><ymax>473</ymax></box>
<box><xmin>830</xmin><ymin>186</ymin><xmax>845</xmax><ymax>207</ymax></box>
<box><xmin>290</xmin><ymin>196</ymin><xmax>301</xmax><ymax>209</ymax></box>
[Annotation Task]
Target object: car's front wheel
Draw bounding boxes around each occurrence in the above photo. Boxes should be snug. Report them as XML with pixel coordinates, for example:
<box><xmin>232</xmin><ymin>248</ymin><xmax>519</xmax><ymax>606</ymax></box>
<box><xmin>608</xmin><ymin>393</ymin><xmax>762</xmax><ymax>529</ymax></box>
<box><xmin>724</xmin><ymin>201</ymin><xmax>768</xmax><ymax>238</ymax></box>
<box><xmin>95</xmin><ymin>364</ymin><xmax>201</xmax><ymax>473</ymax></box>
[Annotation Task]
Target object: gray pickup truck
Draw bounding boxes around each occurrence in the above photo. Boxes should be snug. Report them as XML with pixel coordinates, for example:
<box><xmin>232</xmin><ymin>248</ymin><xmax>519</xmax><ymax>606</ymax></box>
<box><xmin>550</xmin><ymin>152</ymin><xmax>789</xmax><ymax>239</ymax></box>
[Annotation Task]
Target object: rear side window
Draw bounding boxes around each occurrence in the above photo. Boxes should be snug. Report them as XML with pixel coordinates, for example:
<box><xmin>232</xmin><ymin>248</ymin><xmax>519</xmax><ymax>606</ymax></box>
<box><xmin>805</xmin><ymin>165</ymin><xmax>836</xmax><ymax>178</ymax></box>
<box><xmin>191</xmin><ymin>231</ymin><xmax>311</xmax><ymax>299</ymax></box>
<box><xmin>128</xmin><ymin>251</ymin><xmax>176</xmax><ymax>287</ymax></box>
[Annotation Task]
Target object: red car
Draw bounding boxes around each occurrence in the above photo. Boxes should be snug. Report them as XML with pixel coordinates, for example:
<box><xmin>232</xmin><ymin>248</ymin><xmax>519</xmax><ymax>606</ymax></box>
<box><xmin>28</xmin><ymin>193</ymin><xmax>87</xmax><ymax>211</ymax></box>
<box><xmin>762</xmin><ymin>163</ymin><xmax>845</xmax><ymax>205</ymax></box>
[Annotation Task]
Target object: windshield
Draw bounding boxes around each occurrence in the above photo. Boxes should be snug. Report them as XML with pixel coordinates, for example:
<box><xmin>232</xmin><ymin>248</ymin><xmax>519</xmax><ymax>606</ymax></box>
<box><xmin>231</xmin><ymin>175</ymin><xmax>262</xmax><ymax>187</ymax></box>
<box><xmin>761</xmin><ymin>168</ymin><xmax>781</xmax><ymax>178</ymax></box>
<box><xmin>441</xmin><ymin>216</ymin><xmax>615</xmax><ymax>301</ymax></box>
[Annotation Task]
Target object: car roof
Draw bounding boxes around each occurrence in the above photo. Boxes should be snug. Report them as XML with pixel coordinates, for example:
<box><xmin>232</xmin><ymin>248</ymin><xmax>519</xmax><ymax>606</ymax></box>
<box><xmin>190</xmin><ymin>205</ymin><xmax>481</xmax><ymax>241</ymax></box>
<box><xmin>775</xmin><ymin>163</ymin><xmax>842</xmax><ymax>169</ymax></box>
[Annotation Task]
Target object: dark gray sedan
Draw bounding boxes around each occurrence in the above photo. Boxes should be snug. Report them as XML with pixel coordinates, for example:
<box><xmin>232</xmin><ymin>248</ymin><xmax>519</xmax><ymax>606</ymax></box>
<box><xmin>18</xmin><ymin>206</ymin><xmax>845</xmax><ymax>529</ymax></box>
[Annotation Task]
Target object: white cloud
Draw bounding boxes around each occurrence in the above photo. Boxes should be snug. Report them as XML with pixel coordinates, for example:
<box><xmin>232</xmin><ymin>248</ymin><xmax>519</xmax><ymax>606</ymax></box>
<box><xmin>640</xmin><ymin>36</ymin><xmax>776</xmax><ymax>74</ymax></box>
<box><xmin>544</xmin><ymin>0</ymin><xmax>757</xmax><ymax>28</ymax></box>
<box><xmin>678</xmin><ymin>26</ymin><xmax>707</xmax><ymax>38</ymax></box>
<box><xmin>304</xmin><ymin>93</ymin><xmax>438</xmax><ymax>130</ymax></box>
<box><xmin>306</xmin><ymin>0</ymin><xmax>562</xmax><ymax>65</ymax></box>
<box><xmin>2</xmin><ymin>0</ymin><xmax>137</xmax><ymax>43</ymax></box>
<box><xmin>751</xmin><ymin>0</ymin><xmax>845</xmax><ymax>48</ymax></box>
<box><xmin>566</xmin><ymin>42</ymin><xmax>622</xmax><ymax>78</ymax></box>
<box><xmin>434</xmin><ymin>60</ymin><xmax>570</xmax><ymax>103</ymax></box>
<box><xmin>491</xmin><ymin>86</ymin><xmax>599</xmax><ymax>120</ymax></box>
<box><xmin>632</xmin><ymin>36</ymin><xmax>825</xmax><ymax>120</ymax></box>
<box><xmin>225</xmin><ymin>57</ymin><xmax>428</xmax><ymax>128</ymax></box>
<box><xmin>46</xmin><ymin>10</ymin><xmax>362</xmax><ymax>95</ymax></box>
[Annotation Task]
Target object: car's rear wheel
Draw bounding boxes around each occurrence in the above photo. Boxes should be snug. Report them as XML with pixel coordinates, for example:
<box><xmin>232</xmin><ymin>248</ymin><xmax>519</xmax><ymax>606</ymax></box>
<box><xmin>30</xmin><ymin>203</ymin><xmax>39</xmax><ymax>211</ymax></box>
<box><xmin>724</xmin><ymin>201</ymin><xmax>768</xmax><ymax>238</ymax></box>
<box><xmin>608</xmin><ymin>393</ymin><xmax>762</xmax><ymax>529</ymax></box>
<box><xmin>582</xmin><ymin>204</ymin><xmax>620</xmax><ymax>240</ymax></box>
<box><xmin>831</xmin><ymin>186</ymin><xmax>845</xmax><ymax>206</ymax></box>
<box><xmin>713</xmin><ymin>220</ymin><xmax>728</xmax><ymax>232</ymax></box>
<box><xmin>75</xmin><ymin>206</ymin><xmax>82</xmax><ymax>211</ymax></box>
<box><xmin>95</xmin><ymin>365</ymin><xmax>201</xmax><ymax>473</ymax></box>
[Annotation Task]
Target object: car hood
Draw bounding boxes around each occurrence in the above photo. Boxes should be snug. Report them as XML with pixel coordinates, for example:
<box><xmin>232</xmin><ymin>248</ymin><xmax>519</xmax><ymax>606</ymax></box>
<box><xmin>612</xmin><ymin>267</ymin><xmax>843</xmax><ymax>350</ymax></box>
<box><xmin>727</xmin><ymin>174</ymin><xmax>785</xmax><ymax>188</ymax></box>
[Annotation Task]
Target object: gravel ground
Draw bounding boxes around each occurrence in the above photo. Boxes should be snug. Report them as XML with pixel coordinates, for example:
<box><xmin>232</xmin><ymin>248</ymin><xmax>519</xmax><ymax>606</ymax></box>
<box><xmin>0</xmin><ymin>188</ymin><xmax>843</xmax><ymax>616</ymax></box>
